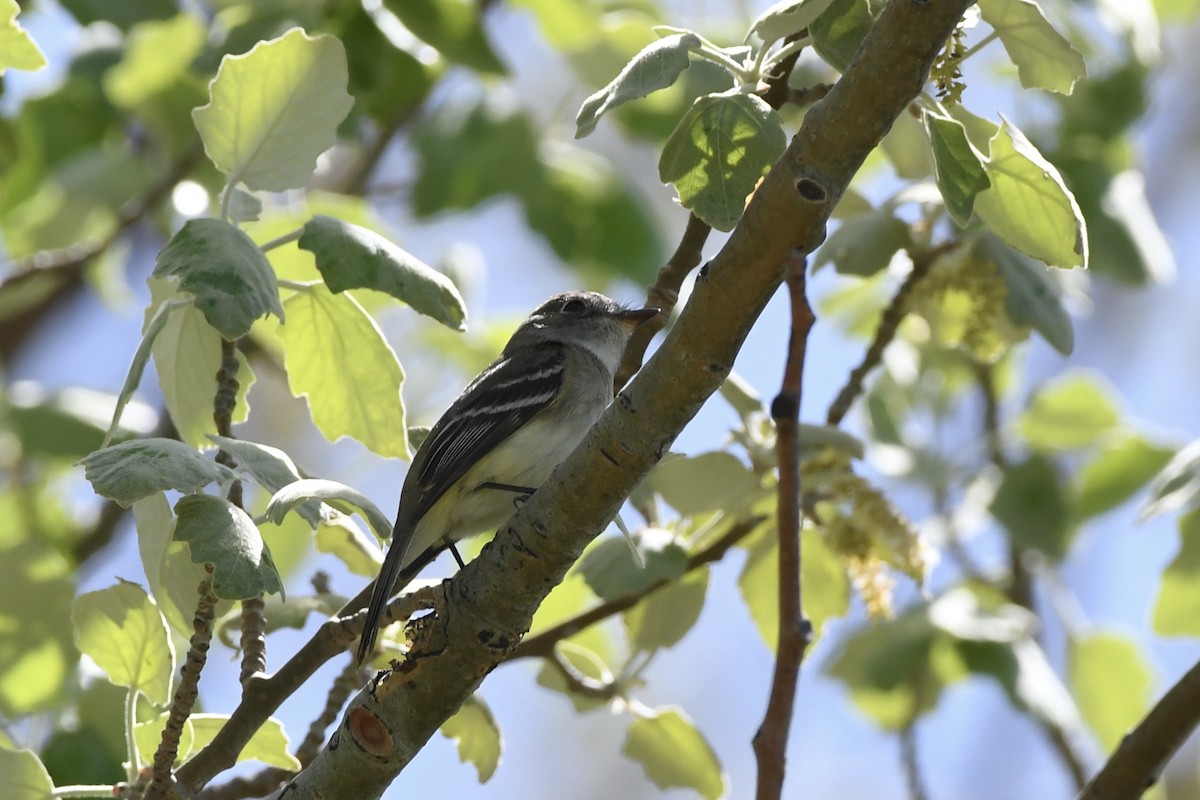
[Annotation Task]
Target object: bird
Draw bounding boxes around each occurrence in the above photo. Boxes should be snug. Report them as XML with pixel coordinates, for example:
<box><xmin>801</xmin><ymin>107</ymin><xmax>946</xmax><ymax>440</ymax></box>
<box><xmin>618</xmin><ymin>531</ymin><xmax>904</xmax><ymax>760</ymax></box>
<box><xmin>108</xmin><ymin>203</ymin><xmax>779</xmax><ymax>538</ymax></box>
<box><xmin>357</xmin><ymin>291</ymin><xmax>659</xmax><ymax>663</ymax></box>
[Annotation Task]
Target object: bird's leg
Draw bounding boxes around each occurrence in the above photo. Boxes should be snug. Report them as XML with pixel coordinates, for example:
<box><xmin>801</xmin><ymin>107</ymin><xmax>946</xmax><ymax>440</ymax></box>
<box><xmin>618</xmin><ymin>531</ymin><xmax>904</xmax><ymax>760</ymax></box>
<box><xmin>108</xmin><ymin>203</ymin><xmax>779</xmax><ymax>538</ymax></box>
<box><xmin>477</xmin><ymin>481</ymin><xmax>536</xmax><ymax>510</ymax></box>
<box><xmin>448</xmin><ymin>542</ymin><xmax>467</xmax><ymax>569</ymax></box>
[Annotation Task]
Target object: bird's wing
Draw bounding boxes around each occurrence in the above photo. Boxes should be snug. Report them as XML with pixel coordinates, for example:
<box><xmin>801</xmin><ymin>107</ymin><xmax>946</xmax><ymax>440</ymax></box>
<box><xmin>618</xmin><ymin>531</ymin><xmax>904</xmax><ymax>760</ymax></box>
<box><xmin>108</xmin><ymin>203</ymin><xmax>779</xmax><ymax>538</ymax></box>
<box><xmin>405</xmin><ymin>341</ymin><xmax>566</xmax><ymax>524</ymax></box>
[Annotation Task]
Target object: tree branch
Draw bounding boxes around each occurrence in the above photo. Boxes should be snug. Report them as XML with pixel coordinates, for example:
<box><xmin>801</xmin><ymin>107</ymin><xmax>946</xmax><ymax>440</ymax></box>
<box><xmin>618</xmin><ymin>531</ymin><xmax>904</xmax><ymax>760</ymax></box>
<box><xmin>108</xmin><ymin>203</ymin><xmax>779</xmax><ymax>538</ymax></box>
<box><xmin>752</xmin><ymin>252</ymin><xmax>814</xmax><ymax>800</ymax></box>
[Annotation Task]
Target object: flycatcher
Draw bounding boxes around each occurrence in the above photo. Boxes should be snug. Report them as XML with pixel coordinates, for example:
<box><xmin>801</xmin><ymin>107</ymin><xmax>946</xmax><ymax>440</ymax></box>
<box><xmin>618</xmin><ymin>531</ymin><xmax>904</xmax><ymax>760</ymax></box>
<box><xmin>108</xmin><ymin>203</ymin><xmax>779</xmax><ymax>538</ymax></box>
<box><xmin>357</xmin><ymin>291</ymin><xmax>658</xmax><ymax>663</ymax></box>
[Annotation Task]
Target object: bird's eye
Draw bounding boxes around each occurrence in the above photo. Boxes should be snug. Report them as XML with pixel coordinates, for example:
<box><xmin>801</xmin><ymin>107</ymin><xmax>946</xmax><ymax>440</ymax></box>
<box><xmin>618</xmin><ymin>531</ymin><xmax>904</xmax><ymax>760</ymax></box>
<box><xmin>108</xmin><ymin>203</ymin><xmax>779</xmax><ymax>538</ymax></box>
<box><xmin>561</xmin><ymin>298</ymin><xmax>587</xmax><ymax>314</ymax></box>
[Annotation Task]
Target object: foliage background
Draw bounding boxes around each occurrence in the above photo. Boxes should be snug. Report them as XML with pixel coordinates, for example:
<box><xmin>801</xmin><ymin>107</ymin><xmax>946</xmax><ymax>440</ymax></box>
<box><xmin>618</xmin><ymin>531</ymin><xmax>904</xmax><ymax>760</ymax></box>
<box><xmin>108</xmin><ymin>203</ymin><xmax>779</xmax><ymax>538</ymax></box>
<box><xmin>4</xmin><ymin>0</ymin><xmax>1200</xmax><ymax>798</ymax></box>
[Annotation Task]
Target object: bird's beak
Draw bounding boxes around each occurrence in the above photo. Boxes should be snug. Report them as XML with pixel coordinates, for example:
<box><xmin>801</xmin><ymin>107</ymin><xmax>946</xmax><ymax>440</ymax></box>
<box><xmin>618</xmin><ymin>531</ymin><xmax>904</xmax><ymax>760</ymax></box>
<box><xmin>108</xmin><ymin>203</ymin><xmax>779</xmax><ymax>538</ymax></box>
<box><xmin>615</xmin><ymin>306</ymin><xmax>660</xmax><ymax>327</ymax></box>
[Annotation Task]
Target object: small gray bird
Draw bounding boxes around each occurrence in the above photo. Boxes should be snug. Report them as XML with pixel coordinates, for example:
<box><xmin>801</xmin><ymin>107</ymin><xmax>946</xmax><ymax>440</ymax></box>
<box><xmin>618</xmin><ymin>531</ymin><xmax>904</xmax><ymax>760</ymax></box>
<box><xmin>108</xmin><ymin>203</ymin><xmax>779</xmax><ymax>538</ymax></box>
<box><xmin>357</xmin><ymin>291</ymin><xmax>658</xmax><ymax>663</ymax></box>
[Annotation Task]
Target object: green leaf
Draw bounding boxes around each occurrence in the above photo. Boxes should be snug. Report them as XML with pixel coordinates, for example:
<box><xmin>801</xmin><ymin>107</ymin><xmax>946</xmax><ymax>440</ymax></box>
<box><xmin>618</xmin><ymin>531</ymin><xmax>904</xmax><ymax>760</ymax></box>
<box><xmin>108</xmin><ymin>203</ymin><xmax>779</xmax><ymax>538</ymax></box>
<box><xmin>752</xmin><ymin>0</ymin><xmax>840</xmax><ymax>44</ymax></box>
<box><xmin>316</xmin><ymin>516</ymin><xmax>383</xmax><ymax>577</ymax></box>
<box><xmin>624</xmin><ymin>568</ymin><xmax>709</xmax><ymax>653</ymax></box>
<box><xmin>0</xmin><ymin>0</ymin><xmax>46</xmax><ymax>74</ymax></box>
<box><xmin>924</xmin><ymin>111</ymin><xmax>991</xmax><ymax>227</ymax></box>
<box><xmin>153</xmin><ymin>218</ymin><xmax>284</xmax><ymax>339</ymax></box>
<box><xmin>0</xmin><ymin>540</ymin><xmax>74</xmax><ymax>717</ymax></box>
<box><xmin>79</xmin><ymin>438</ymin><xmax>237</xmax><ymax>506</ymax></box>
<box><xmin>6</xmin><ymin>384</ymin><xmax>139</xmax><ymax>459</ymax></box>
<box><xmin>146</xmin><ymin>279</ymin><xmax>256</xmax><ymax>447</ymax></box>
<box><xmin>0</xmin><ymin>747</ymin><xmax>54</xmax><ymax>800</ymax></box>
<box><xmin>1153</xmin><ymin>508</ymin><xmax>1200</xmax><ymax>636</ymax></box>
<box><xmin>174</xmin><ymin>494</ymin><xmax>284</xmax><ymax>600</ymax></box>
<box><xmin>659</xmin><ymin>90</ymin><xmax>787</xmax><ymax>231</ymax></box>
<box><xmin>974</xmin><ymin>118</ymin><xmax>1088</xmax><ymax>269</ymax></box>
<box><xmin>266</xmin><ymin>478</ymin><xmax>392</xmax><ymax>543</ymax></box>
<box><xmin>578</xmin><ymin>533</ymin><xmax>688</xmax><ymax>601</ymax></box>
<box><xmin>810</xmin><ymin>0</ymin><xmax>877</xmax><ymax>72</ymax></box>
<box><xmin>382</xmin><ymin>0</ymin><xmax>505</xmax><ymax>74</ymax></box>
<box><xmin>58</xmin><ymin>0</ymin><xmax>175</xmax><ymax>31</ymax></box>
<box><xmin>280</xmin><ymin>286</ymin><xmax>409</xmax><ymax>459</ymax></box>
<box><xmin>740</xmin><ymin>525</ymin><xmax>850</xmax><ymax>651</ymax></box>
<box><xmin>960</xmin><ymin>637</ymin><xmax>1083</xmax><ymax>732</ymax></box>
<box><xmin>983</xmin><ymin>235</ymin><xmax>1075</xmax><ymax>355</ymax></box>
<box><xmin>1068</xmin><ymin>631</ymin><xmax>1153</xmax><ymax>752</ymax></box>
<box><xmin>977</xmin><ymin>0</ymin><xmax>1087</xmax><ymax>94</ymax></box>
<box><xmin>1141</xmin><ymin>441</ymin><xmax>1200</xmax><ymax>521</ymax></box>
<box><xmin>135</xmin><ymin>713</ymin><xmax>300</xmax><ymax>770</ymax></box>
<box><xmin>814</xmin><ymin>210</ymin><xmax>912</xmax><ymax>276</ymax></box>
<box><xmin>193</xmin><ymin>29</ymin><xmax>354</xmax><ymax>191</ymax></box>
<box><xmin>1017</xmin><ymin>371</ymin><xmax>1120</xmax><ymax>452</ymax></box>
<box><xmin>134</xmin><ymin>493</ymin><xmax>220</xmax><ymax>638</ymax></box>
<box><xmin>647</xmin><ymin>451</ymin><xmax>762</xmax><ymax>516</ymax></box>
<box><xmin>298</xmin><ymin>215</ymin><xmax>466</xmax><ymax>330</ymax></box>
<box><xmin>623</xmin><ymin>708</ymin><xmax>725</xmax><ymax>799</ymax></box>
<box><xmin>575</xmin><ymin>33</ymin><xmax>700</xmax><ymax>138</ymax></box>
<box><xmin>103</xmin><ymin>296</ymin><xmax>179</xmax><ymax>448</ymax></box>
<box><xmin>989</xmin><ymin>454</ymin><xmax>1072</xmax><ymax>561</ymax></box>
<box><xmin>440</xmin><ymin>696</ymin><xmax>502</xmax><ymax>783</ymax></box>
<box><xmin>718</xmin><ymin>371</ymin><xmax>763</xmax><ymax>418</ymax></box>
<box><xmin>1074</xmin><ymin>435</ymin><xmax>1174</xmax><ymax>520</ymax></box>
<box><xmin>208</xmin><ymin>436</ymin><xmax>324</xmax><ymax>526</ymax></box>
<box><xmin>103</xmin><ymin>14</ymin><xmax>206</xmax><ymax>108</ymax></box>
<box><xmin>71</xmin><ymin>581</ymin><xmax>174</xmax><ymax>704</ymax></box>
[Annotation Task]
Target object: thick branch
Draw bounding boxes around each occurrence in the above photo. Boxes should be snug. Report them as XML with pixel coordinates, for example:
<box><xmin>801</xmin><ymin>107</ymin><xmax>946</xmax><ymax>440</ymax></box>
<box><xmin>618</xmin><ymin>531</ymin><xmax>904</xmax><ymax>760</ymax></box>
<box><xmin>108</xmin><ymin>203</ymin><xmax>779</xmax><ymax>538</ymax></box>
<box><xmin>255</xmin><ymin>3</ymin><xmax>976</xmax><ymax>798</ymax></box>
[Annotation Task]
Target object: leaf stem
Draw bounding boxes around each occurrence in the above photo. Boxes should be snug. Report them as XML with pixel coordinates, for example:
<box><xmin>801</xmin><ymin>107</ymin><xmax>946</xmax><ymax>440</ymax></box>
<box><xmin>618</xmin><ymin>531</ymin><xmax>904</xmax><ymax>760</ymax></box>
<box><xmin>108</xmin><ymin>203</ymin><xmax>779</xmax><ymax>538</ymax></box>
<box><xmin>259</xmin><ymin>228</ymin><xmax>304</xmax><ymax>253</ymax></box>
<box><xmin>125</xmin><ymin>687</ymin><xmax>141</xmax><ymax>782</ymax></box>
<box><xmin>962</xmin><ymin>29</ymin><xmax>1000</xmax><ymax>61</ymax></box>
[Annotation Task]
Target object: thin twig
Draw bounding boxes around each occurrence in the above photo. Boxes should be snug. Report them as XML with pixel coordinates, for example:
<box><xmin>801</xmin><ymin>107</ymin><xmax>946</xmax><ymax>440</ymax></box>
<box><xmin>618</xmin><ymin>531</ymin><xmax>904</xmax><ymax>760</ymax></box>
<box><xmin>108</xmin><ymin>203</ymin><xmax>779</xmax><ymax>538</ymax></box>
<box><xmin>900</xmin><ymin>720</ymin><xmax>929</xmax><ymax>800</ymax></box>
<box><xmin>751</xmin><ymin>252</ymin><xmax>815</xmax><ymax>800</ymax></box>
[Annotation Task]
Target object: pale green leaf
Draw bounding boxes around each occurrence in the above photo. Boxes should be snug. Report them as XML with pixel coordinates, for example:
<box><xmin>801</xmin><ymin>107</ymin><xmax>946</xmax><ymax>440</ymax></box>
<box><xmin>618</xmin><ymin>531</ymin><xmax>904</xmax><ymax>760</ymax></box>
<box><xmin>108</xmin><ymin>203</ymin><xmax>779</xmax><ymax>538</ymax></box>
<box><xmin>208</xmin><ymin>436</ymin><xmax>323</xmax><ymax>526</ymax></box>
<box><xmin>0</xmin><ymin>747</ymin><xmax>54</xmax><ymax>800</ymax></box>
<box><xmin>0</xmin><ymin>0</ymin><xmax>46</xmax><ymax>74</ymax></box>
<box><xmin>1074</xmin><ymin>435</ymin><xmax>1173</xmax><ymax>520</ymax></box>
<box><xmin>983</xmin><ymin>235</ymin><xmax>1075</xmax><ymax>355</ymax></box>
<box><xmin>1017</xmin><ymin>371</ymin><xmax>1120</xmax><ymax>451</ymax></box>
<box><xmin>135</xmin><ymin>713</ymin><xmax>299</xmax><ymax>770</ymax></box>
<box><xmin>977</xmin><ymin>0</ymin><xmax>1087</xmax><ymax>94</ymax></box>
<box><xmin>103</xmin><ymin>14</ymin><xmax>205</xmax><ymax>107</ymax></box>
<box><xmin>1069</xmin><ymin>631</ymin><xmax>1153</xmax><ymax>751</ymax></box>
<box><xmin>647</xmin><ymin>451</ymin><xmax>762</xmax><ymax>515</ymax></box>
<box><xmin>576</xmin><ymin>33</ymin><xmax>701</xmax><ymax>138</ymax></box>
<box><xmin>1141</xmin><ymin>441</ymin><xmax>1200</xmax><ymax>521</ymax></box>
<box><xmin>134</xmin><ymin>493</ymin><xmax>220</xmax><ymax>638</ymax></box>
<box><xmin>814</xmin><ymin>210</ymin><xmax>912</xmax><ymax>276</ymax></box>
<box><xmin>79</xmin><ymin>438</ymin><xmax>236</xmax><ymax>506</ymax></box>
<box><xmin>174</xmin><ymin>494</ymin><xmax>284</xmax><ymax>600</ymax></box>
<box><xmin>924</xmin><ymin>111</ymin><xmax>991</xmax><ymax>226</ymax></box>
<box><xmin>298</xmin><ymin>215</ymin><xmax>466</xmax><ymax>330</ymax></box>
<box><xmin>441</xmin><ymin>696</ymin><xmax>502</xmax><ymax>783</ymax></box>
<box><xmin>578</xmin><ymin>532</ymin><xmax>687</xmax><ymax>601</ymax></box>
<box><xmin>974</xmin><ymin>117</ymin><xmax>1088</xmax><ymax>269</ymax></box>
<box><xmin>624</xmin><ymin>568</ymin><xmax>709</xmax><ymax>653</ymax></box>
<box><xmin>1153</xmin><ymin>507</ymin><xmax>1200</xmax><ymax>636</ymax></box>
<box><xmin>193</xmin><ymin>29</ymin><xmax>354</xmax><ymax>191</ymax></box>
<box><xmin>989</xmin><ymin>454</ymin><xmax>1072</xmax><ymax>560</ymax></box>
<box><xmin>659</xmin><ymin>90</ymin><xmax>786</xmax><ymax>231</ymax></box>
<box><xmin>103</xmin><ymin>296</ymin><xmax>181</xmax><ymax>448</ymax></box>
<box><xmin>71</xmin><ymin>581</ymin><xmax>174</xmax><ymax>704</ymax></box>
<box><xmin>316</xmin><ymin>515</ymin><xmax>383</xmax><ymax>577</ymax></box>
<box><xmin>153</xmin><ymin>218</ymin><xmax>284</xmax><ymax>339</ymax></box>
<box><xmin>280</xmin><ymin>287</ymin><xmax>409</xmax><ymax>459</ymax></box>
<box><xmin>266</xmin><ymin>478</ymin><xmax>392</xmax><ymax>543</ymax></box>
<box><xmin>751</xmin><ymin>0</ymin><xmax>840</xmax><ymax>44</ymax></box>
<box><xmin>623</xmin><ymin>708</ymin><xmax>725</xmax><ymax>799</ymax></box>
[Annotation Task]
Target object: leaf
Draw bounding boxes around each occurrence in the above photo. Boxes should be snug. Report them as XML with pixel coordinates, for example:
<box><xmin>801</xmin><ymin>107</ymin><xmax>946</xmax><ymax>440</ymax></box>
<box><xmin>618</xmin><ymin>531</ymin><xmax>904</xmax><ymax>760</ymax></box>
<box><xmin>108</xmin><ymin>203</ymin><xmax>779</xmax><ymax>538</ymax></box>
<box><xmin>624</xmin><ymin>568</ymin><xmax>709</xmax><ymax>653</ymax></box>
<box><xmin>960</xmin><ymin>637</ymin><xmax>1084</xmax><ymax>733</ymax></box>
<box><xmin>316</xmin><ymin>516</ymin><xmax>384</xmax><ymax>577</ymax></box>
<box><xmin>977</xmin><ymin>0</ymin><xmax>1087</xmax><ymax>94</ymax></box>
<box><xmin>1017</xmin><ymin>371</ymin><xmax>1120</xmax><ymax>452</ymax></box>
<box><xmin>814</xmin><ymin>210</ymin><xmax>912</xmax><ymax>276</ymax></box>
<box><xmin>974</xmin><ymin>117</ymin><xmax>1088</xmax><ymax>269</ymax></box>
<box><xmin>983</xmin><ymin>235</ymin><xmax>1075</xmax><ymax>355</ymax></box>
<box><xmin>71</xmin><ymin>581</ymin><xmax>174</xmax><ymax>705</ymax></box>
<box><xmin>280</xmin><ymin>286</ymin><xmax>409</xmax><ymax>459</ymax></box>
<box><xmin>751</xmin><ymin>0</ymin><xmax>840</xmax><ymax>44</ymax></box>
<box><xmin>924</xmin><ymin>111</ymin><xmax>991</xmax><ymax>226</ymax></box>
<box><xmin>103</xmin><ymin>296</ymin><xmax>179</xmax><ymax>448</ymax></box>
<box><xmin>102</xmin><ymin>14</ymin><xmax>206</xmax><ymax>108</ymax></box>
<box><xmin>0</xmin><ymin>0</ymin><xmax>46</xmax><ymax>74</ymax></box>
<box><xmin>1068</xmin><ymin>631</ymin><xmax>1153</xmax><ymax>751</ymax></box>
<box><xmin>575</xmin><ymin>33</ymin><xmax>700</xmax><ymax>138</ymax></box>
<box><xmin>1141</xmin><ymin>441</ymin><xmax>1200</xmax><ymax>521</ymax></box>
<box><xmin>659</xmin><ymin>90</ymin><xmax>787</xmax><ymax>231</ymax></box>
<box><xmin>266</xmin><ymin>478</ymin><xmax>393</xmax><ymax>543</ymax></box>
<box><xmin>1153</xmin><ymin>507</ymin><xmax>1200</xmax><ymax>636</ymax></box>
<box><xmin>0</xmin><ymin>747</ymin><xmax>54</xmax><ymax>800</ymax></box>
<box><xmin>298</xmin><ymin>215</ymin><xmax>466</xmax><ymax>330</ymax></box>
<box><xmin>153</xmin><ymin>218</ymin><xmax>284</xmax><ymax>339</ymax></box>
<box><xmin>135</xmin><ymin>714</ymin><xmax>299</xmax><ymax>770</ymax></box>
<box><xmin>208</xmin><ymin>436</ymin><xmax>323</xmax><ymax>526</ymax></box>
<box><xmin>578</xmin><ymin>533</ymin><xmax>688</xmax><ymax>601</ymax></box>
<box><xmin>1074</xmin><ymin>435</ymin><xmax>1174</xmax><ymax>521</ymax></box>
<box><xmin>382</xmin><ymin>0</ymin><xmax>505</xmax><ymax>74</ymax></box>
<box><xmin>646</xmin><ymin>451</ymin><xmax>762</xmax><ymax>515</ymax></box>
<box><xmin>174</xmin><ymin>494</ymin><xmax>284</xmax><ymax>600</ymax></box>
<box><xmin>193</xmin><ymin>29</ymin><xmax>354</xmax><ymax>191</ymax></box>
<box><xmin>989</xmin><ymin>454</ymin><xmax>1072</xmax><ymax>561</ymax></box>
<box><xmin>79</xmin><ymin>438</ymin><xmax>237</xmax><ymax>507</ymax></box>
<box><xmin>134</xmin><ymin>493</ymin><xmax>219</xmax><ymax>638</ymax></box>
<box><xmin>440</xmin><ymin>696</ymin><xmax>502</xmax><ymax>783</ymax></box>
<box><xmin>622</xmin><ymin>708</ymin><xmax>725</xmax><ymax>799</ymax></box>
<box><xmin>809</xmin><ymin>0</ymin><xmax>877</xmax><ymax>72</ymax></box>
